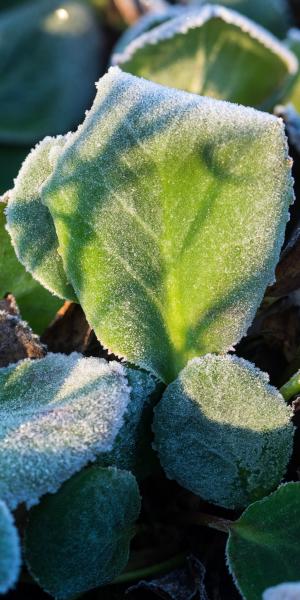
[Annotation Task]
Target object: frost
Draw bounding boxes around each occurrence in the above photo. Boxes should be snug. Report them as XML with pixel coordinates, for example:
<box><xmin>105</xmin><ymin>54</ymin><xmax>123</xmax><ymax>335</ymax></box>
<box><xmin>0</xmin><ymin>500</ymin><xmax>21</xmax><ymax>593</ymax></box>
<box><xmin>112</xmin><ymin>5</ymin><xmax>297</xmax><ymax>108</ymax></box>
<box><xmin>6</xmin><ymin>135</ymin><xmax>76</xmax><ymax>300</ymax></box>
<box><xmin>153</xmin><ymin>354</ymin><xmax>294</xmax><ymax>508</ymax></box>
<box><xmin>0</xmin><ymin>352</ymin><xmax>131</xmax><ymax>508</ymax></box>
<box><xmin>263</xmin><ymin>582</ymin><xmax>300</xmax><ymax>600</ymax></box>
<box><xmin>38</xmin><ymin>67</ymin><xmax>294</xmax><ymax>382</ymax></box>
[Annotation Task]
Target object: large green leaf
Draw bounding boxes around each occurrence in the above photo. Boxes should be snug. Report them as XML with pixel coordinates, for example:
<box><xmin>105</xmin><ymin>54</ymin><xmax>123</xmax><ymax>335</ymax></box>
<box><xmin>36</xmin><ymin>68</ymin><xmax>293</xmax><ymax>382</ymax></box>
<box><xmin>153</xmin><ymin>355</ymin><xmax>293</xmax><ymax>509</ymax></box>
<box><xmin>0</xmin><ymin>0</ymin><xmax>100</xmax><ymax>144</ymax></box>
<box><xmin>6</xmin><ymin>136</ymin><xmax>76</xmax><ymax>300</ymax></box>
<box><xmin>226</xmin><ymin>483</ymin><xmax>300</xmax><ymax>600</ymax></box>
<box><xmin>0</xmin><ymin>203</ymin><xmax>62</xmax><ymax>333</ymax></box>
<box><xmin>25</xmin><ymin>466</ymin><xmax>141</xmax><ymax>598</ymax></box>
<box><xmin>0</xmin><ymin>500</ymin><xmax>20</xmax><ymax>593</ymax></box>
<box><xmin>112</xmin><ymin>6</ymin><xmax>297</xmax><ymax>110</ymax></box>
<box><xmin>0</xmin><ymin>353</ymin><xmax>132</xmax><ymax>508</ymax></box>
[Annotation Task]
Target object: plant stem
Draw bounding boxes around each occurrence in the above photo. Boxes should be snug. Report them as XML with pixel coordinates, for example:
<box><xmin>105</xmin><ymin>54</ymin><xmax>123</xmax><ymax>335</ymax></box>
<box><xmin>280</xmin><ymin>370</ymin><xmax>300</xmax><ymax>401</ymax></box>
<box><xmin>110</xmin><ymin>552</ymin><xmax>187</xmax><ymax>585</ymax></box>
<box><xmin>175</xmin><ymin>511</ymin><xmax>233</xmax><ymax>533</ymax></box>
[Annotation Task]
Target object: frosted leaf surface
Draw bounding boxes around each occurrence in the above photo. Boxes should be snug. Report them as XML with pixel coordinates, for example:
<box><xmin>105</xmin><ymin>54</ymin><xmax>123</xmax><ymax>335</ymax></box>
<box><xmin>41</xmin><ymin>67</ymin><xmax>293</xmax><ymax>382</ymax></box>
<box><xmin>263</xmin><ymin>583</ymin><xmax>300</xmax><ymax>600</ymax></box>
<box><xmin>190</xmin><ymin>0</ymin><xmax>291</xmax><ymax>38</ymax></box>
<box><xmin>226</xmin><ymin>483</ymin><xmax>300</xmax><ymax>600</ymax></box>
<box><xmin>0</xmin><ymin>202</ymin><xmax>62</xmax><ymax>333</ymax></box>
<box><xmin>113</xmin><ymin>6</ymin><xmax>297</xmax><ymax>109</ymax></box>
<box><xmin>98</xmin><ymin>367</ymin><xmax>163</xmax><ymax>478</ymax></box>
<box><xmin>25</xmin><ymin>466</ymin><xmax>141</xmax><ymax>599</ymax></box>
<box><xmin>153</xmin><ymin>354</ymin><xmax>294</xmax><ymax>508</ymax></box>
<box><xmin>0</xmin><ymin>352</ymin><xmax>131</xmax><ymax>509</ymax></box>
<box><xmin>6</xmin><ymin>135</ymin><xmax>76</xmax><ymax>300</ymax></box>
<box><xmin>0</xmin><ymin>0</ymin><xmax>100</xmax><ymax>144</ymax></box>
<box><xmin>0</xmin><ymin>501</ymin><xmax>21</xmax><ymax>593</ymax></box>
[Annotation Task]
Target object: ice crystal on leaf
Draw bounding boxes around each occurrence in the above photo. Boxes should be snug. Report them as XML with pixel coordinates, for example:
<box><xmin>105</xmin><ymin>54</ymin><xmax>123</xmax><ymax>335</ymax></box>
<box><xmin>6</xmin><ymin>135</ymin><xmax>76</xmax><ymax>301</ymax></box>
<box><xmin>0</xmin><ymin>352</ymin><xmax>131</xmax><ymax>509</ymax></box>
<box><xmin>263</xmin><ymin>583</ymin><xmax>300</xmax><ymax>600</ymax></box>
<box><xmin>0</xmin><ymin>501</ymin><xmax>21</xmax><ymax>594</ymax></box>
<box><xmin>153</xmin><ymin>354</ymin><xmax>294</xmax><ymax>508</ymax></box>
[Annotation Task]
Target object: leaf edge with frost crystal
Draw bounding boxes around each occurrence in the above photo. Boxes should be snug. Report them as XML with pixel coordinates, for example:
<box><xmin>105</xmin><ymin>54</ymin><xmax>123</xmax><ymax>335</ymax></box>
<box><xmin>112</xmin><ymin>6</ymin><xmax>298</xmax><ymax>110</ymax></box>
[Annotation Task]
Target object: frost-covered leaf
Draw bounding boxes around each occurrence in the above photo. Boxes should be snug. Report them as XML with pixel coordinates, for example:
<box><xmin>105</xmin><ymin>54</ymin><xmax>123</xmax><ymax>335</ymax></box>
<box><xmin>0</xmin><ymin>203</ymin><xmax>62</xmax><ymax>333</ymax></box>
<box><xmin>226</xmin><ymin>483</ymin><xmax>300</xmax><ymax>600</ymax></box>
<box><xmin>263</xmin><ymin>582</ymin><xmax>300</xmax><ymax>600</ymax></box>
<box><xmin>112</xmin><ymin>6</ymin><xmax>297</xmax><ymax>110</ymax></box>
<box><xmin>153</xmin><ymin>355</ymin><xmax>293</xmax><ymax>509</ymax></box>
<box><xmin>190</xmin><ymin>0</ymin><xmax>291</xmax><ymax>38</ymax></box>
<box><xmin>0</xmin><ymin>500</ymin><xmax>21</xmax><ymax>593</ymax></box>
<box><xmin>285</xmin><ymin>29</ymin><xmax>300</xmax><ymax>112</ymax></box>
<box><xmin>97</xmin><ymin>367</ymin><xmax>163</xmax><ymax>478</ymax></box>
<box><xmin>0</xmin><ymin>0</ymin><xmax>100</xmax><ymax>144</ymax></box>
<box><xmin>39</xmin><ymin>67</ymin><xmax>293</xmax><ymax>382</ymax></box>
<box><xmin>25</xmin><ymin>466</ymin><xmax>141</xmax><ymax>599</ymax></box>
<box><xmin>0</xmin><ymin>352</ymin><xmax>132</xmax><ymax>509</ymax></box>
<box><xmin>6</xmin><ymin>136</ymin><xmax>76</xmax><ymax>301</ymax></box>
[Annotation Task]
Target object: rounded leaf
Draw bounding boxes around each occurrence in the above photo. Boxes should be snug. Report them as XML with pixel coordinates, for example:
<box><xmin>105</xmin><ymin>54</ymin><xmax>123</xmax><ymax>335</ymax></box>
<box><xmin>0</xmin><ymin>353</ymin><xmax>132</xmax><ymax>508</ymax></box>
<box><xmin>153</xmin><ymin>354</ymin><xmax>294</xmax><ymax>509</ymax></box>
<box><xmin>227</xmin><ymin>483</ymin><xmax>300</xmax><ymax>600</ymax></box>
<box><xmin>0</xmin><ymin>500</ymin><xmax>21</xmax><ymax>593</ymax></box>
<box><xmin>25</xmin><ymin>466</ymin><xmax>141</xmax><ymax>599</ymax></box>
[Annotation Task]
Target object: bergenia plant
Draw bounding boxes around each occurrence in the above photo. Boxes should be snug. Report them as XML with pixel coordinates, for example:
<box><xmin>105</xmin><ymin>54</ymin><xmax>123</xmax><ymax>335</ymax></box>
<box><xmin>2</xmin><ymin>0</ymin><xmax>300</xmax><ymax>599</ymax></box>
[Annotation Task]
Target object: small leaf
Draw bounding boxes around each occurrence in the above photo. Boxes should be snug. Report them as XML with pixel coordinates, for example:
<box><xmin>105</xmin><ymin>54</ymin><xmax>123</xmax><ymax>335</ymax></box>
<box><xmin>0</xmin><ymin>203</ymin><xmax>62</xmax><ymax>333</ymax></box>
<box><xmin>112</xmin><ymin>6</ymin><xmax>297</xmax><ymax>109</ymax></box>
<box><xmin>153</xmin><ymin>355</ymin><xmax>293</xmax><ymax>509</ymax></box>
<box><xmin>0</xmin><ymin>352</ymin><xmax>131</xmax><ymax>509</ymax></box>
<box><xmin>0</xmin><ymin>0</ymin><xmax>100</xmax><ymax>144</ymax></box>
<box><xmin>6</xmin><ymin>136</ymin><xmax>76</xmax><ymax>301</ymax></box>
<box><xmin>40</xmin><ymin>67</ymin><xmax>293</xmax><ymax>382</ymax></box>
<box><xmin>97</xmin><ymin>367</ymin><xmax>163</xmax><ymax>478</ymax></box>
<box><xmin>0</xmin><ymin>500</ymin><xmax>21</xmax><ymax>593</ymax></box>
<box><xmin>226</xmin><ymin>483</ymin><xmax>300</xmax><ymax>600</ymax></box>
<box><xmin>25</xmin><ymin>466</ymin><xmax>141</xmax><ymax>599</ymax></box>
